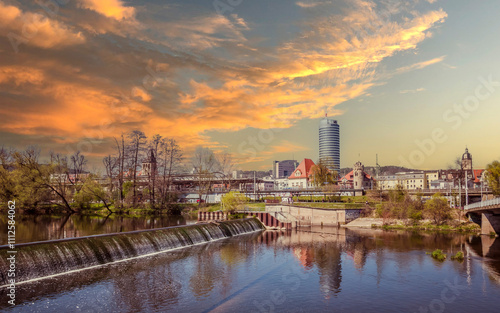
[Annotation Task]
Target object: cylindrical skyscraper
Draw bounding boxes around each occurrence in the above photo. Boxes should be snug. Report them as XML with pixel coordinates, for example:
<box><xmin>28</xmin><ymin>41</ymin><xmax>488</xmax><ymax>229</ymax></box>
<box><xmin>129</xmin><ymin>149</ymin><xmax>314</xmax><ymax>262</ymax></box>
<box><xmin>319</xmin><ymin>117</ymin><xmax>340</xmax><ymax>174</ymax></box>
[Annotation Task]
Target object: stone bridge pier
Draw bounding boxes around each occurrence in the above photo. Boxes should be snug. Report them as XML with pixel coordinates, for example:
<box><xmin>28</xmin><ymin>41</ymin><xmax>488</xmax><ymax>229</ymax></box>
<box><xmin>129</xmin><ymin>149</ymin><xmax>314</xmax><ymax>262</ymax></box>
<box><xmin>480</xmin><ymin>213</ymin><xmax>500</xmax><ymax>235</ymax></box>
<box><xmin>465</xmin><ymin>198</ymin><xmax>500</xmax><ymax>235</ymax></box>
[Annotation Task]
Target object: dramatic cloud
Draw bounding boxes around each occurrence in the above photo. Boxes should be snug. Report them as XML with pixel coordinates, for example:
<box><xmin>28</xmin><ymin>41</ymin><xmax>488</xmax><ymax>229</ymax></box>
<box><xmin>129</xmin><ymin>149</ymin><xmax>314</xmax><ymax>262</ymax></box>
<box><xmin>0</xmin><ymin>0</ymin><xmax>449</xmax><ymax>167</ymax></box>
<box><xmin>0</xmin><ymin>1</ymin><xmax>85</xmax><ymax>50</ymax></box>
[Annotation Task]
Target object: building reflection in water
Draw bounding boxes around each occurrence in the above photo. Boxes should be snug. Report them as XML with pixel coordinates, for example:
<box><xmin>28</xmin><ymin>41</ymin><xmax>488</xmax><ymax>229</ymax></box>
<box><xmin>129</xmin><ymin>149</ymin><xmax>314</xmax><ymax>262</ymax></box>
<box><xmin>255</xmin><ymin>227</ymin><xmax>500</xmax><ymax>300</ymax></box>
<box><xmin>2</xmin><ymin>227</ymin><xmax>500</xmax><ymax>311</ymax></box>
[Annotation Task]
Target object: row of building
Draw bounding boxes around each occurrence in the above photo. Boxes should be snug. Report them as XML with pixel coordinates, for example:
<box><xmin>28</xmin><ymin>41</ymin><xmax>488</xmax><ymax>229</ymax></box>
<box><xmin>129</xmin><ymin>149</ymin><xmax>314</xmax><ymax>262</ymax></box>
<box><xmin>269</xmin><ymin>148</ymin><xmax>487</xmax><ymax>191</ymax></box>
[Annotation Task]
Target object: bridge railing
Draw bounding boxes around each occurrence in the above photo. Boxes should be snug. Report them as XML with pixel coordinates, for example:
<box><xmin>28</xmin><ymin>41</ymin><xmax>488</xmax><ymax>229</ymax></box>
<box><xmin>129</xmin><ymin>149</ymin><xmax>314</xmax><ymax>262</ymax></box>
<box><xmin>465</xmin><ymin>197</ymin><xmax>500</xmax><ymax>211</ymax></box>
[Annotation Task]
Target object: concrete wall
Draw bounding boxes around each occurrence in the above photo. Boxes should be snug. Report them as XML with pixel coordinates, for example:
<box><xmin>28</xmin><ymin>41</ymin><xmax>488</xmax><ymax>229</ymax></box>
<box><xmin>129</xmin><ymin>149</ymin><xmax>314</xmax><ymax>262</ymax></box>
<box><xmin>266</xmin><ymin>205</ymin><xmax>361</xmax><ymax>226</ymax></box>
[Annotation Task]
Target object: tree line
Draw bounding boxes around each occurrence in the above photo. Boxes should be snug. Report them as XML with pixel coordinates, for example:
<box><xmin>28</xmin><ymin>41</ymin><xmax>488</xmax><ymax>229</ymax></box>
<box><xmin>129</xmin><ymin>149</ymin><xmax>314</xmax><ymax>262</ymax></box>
<box><xmin>0</xmin><ymin>131</ymin><xmax>184</xmax><ymax>213</ymax></box>
<box><xmin>0</xmin><ymin>130</ymin><xmax>241</xmax><ymax>214</ymax></box>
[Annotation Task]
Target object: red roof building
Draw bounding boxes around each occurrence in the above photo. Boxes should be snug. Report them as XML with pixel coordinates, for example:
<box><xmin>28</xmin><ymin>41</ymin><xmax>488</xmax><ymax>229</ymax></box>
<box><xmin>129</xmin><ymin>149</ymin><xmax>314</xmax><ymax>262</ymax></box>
<box><xmin>289</xmin><ymin>158</ymin><xmax>315</xmax><ymax>179</ymax></box>
<box><xmin>473</xmin><ymin>169</ymin><xmax>485</xmax><ymax>187</ymax></box>
<box><xmin>288</xmin><ymin>158</ymin><xmax>316</xmax><ymax>189</ymax></box>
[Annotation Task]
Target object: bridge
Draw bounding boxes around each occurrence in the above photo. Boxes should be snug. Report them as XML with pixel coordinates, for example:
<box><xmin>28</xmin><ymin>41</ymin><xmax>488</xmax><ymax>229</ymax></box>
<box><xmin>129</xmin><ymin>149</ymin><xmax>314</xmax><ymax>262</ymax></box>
<box><xmin>465</xmin><ymin>198</ymin><xmax>500</xmax><ymax>235</ymax></box>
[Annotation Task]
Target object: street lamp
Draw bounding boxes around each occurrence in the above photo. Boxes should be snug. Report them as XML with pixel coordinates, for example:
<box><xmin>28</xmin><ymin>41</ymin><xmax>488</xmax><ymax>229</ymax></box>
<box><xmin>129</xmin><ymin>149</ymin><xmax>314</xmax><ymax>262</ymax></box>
<box><xmin>481</xmin><ymin>175</ymin><xmax>483</xmax><ymax>203</ymax></box>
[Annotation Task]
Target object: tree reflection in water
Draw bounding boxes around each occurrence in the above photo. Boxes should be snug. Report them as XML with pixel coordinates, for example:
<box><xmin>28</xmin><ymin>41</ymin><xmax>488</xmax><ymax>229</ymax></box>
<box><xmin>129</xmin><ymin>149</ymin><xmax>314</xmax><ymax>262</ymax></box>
<box><xmin>2</xmin><ymin>228</ymin><xmax>500</xmax><ymax>312</ymax></box>
<box><xmin>0</xmin><ymin>214</ymin><xmax>187</xmax><ymax>243</ymax></box>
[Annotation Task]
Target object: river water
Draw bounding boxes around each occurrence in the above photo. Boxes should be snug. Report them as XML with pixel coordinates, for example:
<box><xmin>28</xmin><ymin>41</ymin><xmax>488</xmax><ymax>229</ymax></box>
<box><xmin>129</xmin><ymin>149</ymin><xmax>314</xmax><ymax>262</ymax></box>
<box><xmin>0</xmin><ymin>214</ymin><xmax>189</xmax><ymax>244</ymax></box>
<box><xmin>2</xmin><ymin>226</ymin><xmax>500</xmax><ymax>312</ymax></box>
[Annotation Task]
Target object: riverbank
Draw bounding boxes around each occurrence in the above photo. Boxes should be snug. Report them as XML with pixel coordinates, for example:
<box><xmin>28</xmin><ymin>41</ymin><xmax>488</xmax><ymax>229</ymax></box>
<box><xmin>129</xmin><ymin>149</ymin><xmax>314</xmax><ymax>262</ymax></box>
<box><xmin>345</xmin><ymin>218</ymin><xmax>481</xmax><ymax>234</ymax></box>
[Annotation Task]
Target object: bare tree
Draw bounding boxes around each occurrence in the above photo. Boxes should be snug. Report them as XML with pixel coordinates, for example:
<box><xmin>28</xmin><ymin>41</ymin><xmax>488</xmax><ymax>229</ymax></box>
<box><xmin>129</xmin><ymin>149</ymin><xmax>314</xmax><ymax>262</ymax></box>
<box><xmin>127</xmin><ymin>130</ymin><xmax>147</xmax><ymax>206</ymax></box>
<box><xmin>192</xmin><ymin>147</ymin><xmax>217</xmax><ymax>205</ymax></box>
<box><xmin>159</xmin><ymin>138</ymin><xmax>182</xmax><ymax>206</ymax></box>
<box><xmin>0</xmin><ymin>146</ymin><xmax>13</xmax><ymax>168</ymax></box>
<box><xmin>145</xmin><ymin>134</ymin><xmax>162</xmax><ymax>208</ymax></box>
<box><xmin>103</xmin><ymin>154</ymin><xmax>118</xmax><ymax>201</ymax></box>
<box><xmin>69</xmin><ymin>151</ymin><xmax>87</xmax><ymax>185</ymax></box>
<box><xmin>114</xmin><ymin>134</ymin><xmax>126</xmax><ymax>208</ymax></box>
<box><xmin>216</xmin><ymin>152</ymin><xmax>235</xmax><ymax>192</ymax></box>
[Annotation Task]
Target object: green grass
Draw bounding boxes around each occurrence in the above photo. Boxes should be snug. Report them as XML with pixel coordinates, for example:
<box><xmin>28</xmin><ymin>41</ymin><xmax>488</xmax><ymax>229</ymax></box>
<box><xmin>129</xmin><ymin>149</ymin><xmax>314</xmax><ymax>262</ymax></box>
<box><xmin>375</xmin><ymin>222</ymin><xmax>480</xmax><ymax>234</ymax></box>
<box><xmin>341</xmin><ymin>195</ymin><xmax>368</xmax><ymax>203</ymax></box>
<box><xmin>291</xmin><ymin>202</ymin><xmax>364</xmax><ymax>209</ymax></box>
<box><xmin>244</xmin><ymin>203</ymin><xmax>266</xmax><ymax>211</ymax></box>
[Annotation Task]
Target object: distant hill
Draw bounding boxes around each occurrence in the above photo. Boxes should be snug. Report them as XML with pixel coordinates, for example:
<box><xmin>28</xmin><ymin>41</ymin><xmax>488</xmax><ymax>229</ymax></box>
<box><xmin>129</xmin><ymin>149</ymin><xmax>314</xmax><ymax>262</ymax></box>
<box><xmin>339</xmin><ymin>166</ymin><xmax>419</xmax><ymax>177</ymax></box>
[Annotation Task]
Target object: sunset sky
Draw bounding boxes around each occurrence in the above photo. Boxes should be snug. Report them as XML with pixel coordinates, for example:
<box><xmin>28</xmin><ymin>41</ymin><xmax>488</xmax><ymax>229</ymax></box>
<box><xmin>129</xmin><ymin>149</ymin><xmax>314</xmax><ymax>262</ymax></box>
<box><xmin>1</xmin><ymin>0</ymin><xmax>500</xmax><ymax>171</ymax></box>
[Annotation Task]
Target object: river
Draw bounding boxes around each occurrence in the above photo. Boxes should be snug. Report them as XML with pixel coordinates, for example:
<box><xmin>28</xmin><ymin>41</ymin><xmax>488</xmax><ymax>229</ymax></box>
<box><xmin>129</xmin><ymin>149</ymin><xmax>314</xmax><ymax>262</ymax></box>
<box><xmin>1</xmin><ymin>224</ymin><xmax>500</xmax><ymax>312</ymax></box>
<box><xmin>0</xmin><ymin>214</ymin><xmax>190</xmax><ymax>244</ymax></box>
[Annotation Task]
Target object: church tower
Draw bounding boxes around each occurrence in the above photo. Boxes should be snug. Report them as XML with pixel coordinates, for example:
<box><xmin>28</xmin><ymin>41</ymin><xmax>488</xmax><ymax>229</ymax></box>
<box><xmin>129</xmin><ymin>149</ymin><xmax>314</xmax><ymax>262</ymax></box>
<box><xmin>142</xmin><ymin>149</ymin><xmax>157</xmax><ymax>177</ymax></box>
<box><xmin>461</xmin><ymin>147</ymin><xmax>473</xmax><ymax>183</ymax></box>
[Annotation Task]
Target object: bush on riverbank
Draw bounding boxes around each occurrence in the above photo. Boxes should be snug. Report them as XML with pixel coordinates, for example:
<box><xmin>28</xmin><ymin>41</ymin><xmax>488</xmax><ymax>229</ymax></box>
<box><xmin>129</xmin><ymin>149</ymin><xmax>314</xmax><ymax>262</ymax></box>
<box><xmin>374</xmin><ymin>189</ymin><xmax>457</xmax><ymax>226</ymax></box>
<box><xmin>375</xmin><ymin>186</ymin><xmax>424</xmax><ymax>225</ymax></box>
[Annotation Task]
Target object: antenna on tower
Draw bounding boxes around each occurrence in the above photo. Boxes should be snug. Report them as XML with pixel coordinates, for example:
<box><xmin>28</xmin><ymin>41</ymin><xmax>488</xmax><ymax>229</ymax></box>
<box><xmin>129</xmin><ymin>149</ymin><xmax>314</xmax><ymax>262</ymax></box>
<box><xmin>376</xmin><ymin>154</ymin><xmax>381</xmax><ymax>178</ymax></box>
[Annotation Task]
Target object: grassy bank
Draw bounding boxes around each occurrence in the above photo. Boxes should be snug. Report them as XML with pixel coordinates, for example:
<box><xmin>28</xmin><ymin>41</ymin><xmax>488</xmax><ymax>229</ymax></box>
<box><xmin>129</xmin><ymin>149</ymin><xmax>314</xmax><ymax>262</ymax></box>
<box><xmin>374</xmin><ymin>221</ymin><xmax>481</xmax><ymax>234</ymax></box>
<box><xmin>291</xmin><ymin>202</ymin><xmax>365</xmax><ymax>209</ymax></box>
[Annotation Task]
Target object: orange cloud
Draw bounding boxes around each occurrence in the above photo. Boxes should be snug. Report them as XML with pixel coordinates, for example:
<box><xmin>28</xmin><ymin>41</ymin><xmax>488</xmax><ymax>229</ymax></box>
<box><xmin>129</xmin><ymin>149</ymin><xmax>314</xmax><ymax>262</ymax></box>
<box><xmin>0</xmin><ymin>0</ymin><xmax>449</xmax><ymax>167</ymax></box>
<box><xmin>0</xmin><ymin>66</ymin><xmax>44</xmax><ymax>86</ymax></box>
<box><xmin>0</xmin><ymin>66</ymin><xmax>152</xmax><ymax>141</ymax></box>
<box><xmin>0</xmin><ymin>1</ymin><xmax>85</xmax><ymax>50</ymax></box>
<box><xmin>131</xmin><ymin>87</ymin><xmax>152</xmax><ymax>102</ymax></box>
<box><xmin>78</xmin><ymin>0</ymin><xmax>135</xmax><ymax>20</ymax></box>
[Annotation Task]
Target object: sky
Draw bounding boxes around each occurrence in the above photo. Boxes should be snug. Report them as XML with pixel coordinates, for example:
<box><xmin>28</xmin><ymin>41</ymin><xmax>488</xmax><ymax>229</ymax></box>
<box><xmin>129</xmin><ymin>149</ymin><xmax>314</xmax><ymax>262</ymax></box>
<box><xmin>1</xmin><ymin>0</ymin><xmax>500</xmax><ymax>172</ymax></box>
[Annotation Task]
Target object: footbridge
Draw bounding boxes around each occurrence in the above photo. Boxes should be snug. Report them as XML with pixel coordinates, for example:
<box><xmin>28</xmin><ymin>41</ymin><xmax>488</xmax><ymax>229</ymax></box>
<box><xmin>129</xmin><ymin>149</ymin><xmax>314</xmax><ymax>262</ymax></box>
<box><xmin>465</xmin><ymin>198</ymin><xmax>500</xmax><ymax>235</ymax></box>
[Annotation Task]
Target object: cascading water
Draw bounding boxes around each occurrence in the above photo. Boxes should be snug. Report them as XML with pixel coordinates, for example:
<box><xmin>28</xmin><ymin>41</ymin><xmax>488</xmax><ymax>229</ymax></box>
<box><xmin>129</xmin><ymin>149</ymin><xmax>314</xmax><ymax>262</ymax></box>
<box><xmin>0</xmin><ymin>218</ymin><xmax>264</xmax><ymax>285</ymax></box>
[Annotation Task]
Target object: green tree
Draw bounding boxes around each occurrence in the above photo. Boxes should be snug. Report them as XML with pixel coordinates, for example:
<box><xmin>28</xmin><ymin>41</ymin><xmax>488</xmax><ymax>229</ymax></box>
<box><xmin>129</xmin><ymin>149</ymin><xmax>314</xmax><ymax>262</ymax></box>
<box><xmin>0</xmin><ymin>147</ymin><xmax>16</xmax><ymax>203</ymax></box>
<box><xmin>310</xmin><ymin>159</ymin><xmax>337</xmax><ymax>187</ymax></box>
<box><xmin>221</xmin><ymin>191</ymin><xmax>246</xmax><ymax>213</ymax></box>
<box><xmin>11</xmin><ymin>147</ymin><xmax>72</xmax><ymax>212</ymax></box>
<box><xmin>424</xmin><ymin>193</ymin><xmax>452</xmax><ymax>225</ymax></box>
<box><xmin>81</xmin><ymin>175</ymin><xmax>114</xmax><ymax>213</ymax></box>
<box><xmin>485</xmin><ymin>160</ymin><xmax>500</xmax><ymax>196</ymax></box>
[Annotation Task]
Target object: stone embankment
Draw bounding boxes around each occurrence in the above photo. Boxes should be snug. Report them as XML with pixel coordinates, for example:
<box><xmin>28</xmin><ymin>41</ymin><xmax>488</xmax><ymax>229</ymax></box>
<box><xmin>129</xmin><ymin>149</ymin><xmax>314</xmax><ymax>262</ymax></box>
<box><xmin>343</xmin><ymin>218</ymin><xmax>384</xmax><ymax>228</ymax></box>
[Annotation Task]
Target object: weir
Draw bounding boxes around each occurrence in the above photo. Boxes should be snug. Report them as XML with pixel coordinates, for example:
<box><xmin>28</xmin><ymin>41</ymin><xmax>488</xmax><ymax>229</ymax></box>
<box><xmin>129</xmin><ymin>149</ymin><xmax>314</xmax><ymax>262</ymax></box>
<box><xmin>0</xmin><ymin>218</ymin><xmax>264</xmax><ymax>285</ymax></box>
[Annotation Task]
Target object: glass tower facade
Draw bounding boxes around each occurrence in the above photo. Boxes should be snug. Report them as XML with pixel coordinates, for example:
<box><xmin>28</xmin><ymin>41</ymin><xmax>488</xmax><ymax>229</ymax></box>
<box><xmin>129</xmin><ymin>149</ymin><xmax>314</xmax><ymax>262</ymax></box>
<box><xmin>319</xmin><ymin>118</ymin><xmax>340</xmax><ymax>174</ymax></box>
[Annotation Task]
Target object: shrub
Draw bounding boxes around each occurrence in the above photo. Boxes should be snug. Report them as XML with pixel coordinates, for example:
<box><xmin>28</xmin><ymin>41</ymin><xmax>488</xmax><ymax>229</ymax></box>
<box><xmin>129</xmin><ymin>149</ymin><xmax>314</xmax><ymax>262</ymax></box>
<box><xmin>424</xmin><ymin>193</ymin><xmax>452</xmax><ymax>225</ymax></box>
<box><xmin>451</xmin><ymin>251</ymin><xmax>464</xmax><ymax>262</ymax></box>
<box><xmin>430</xmin><ymin>249</ymin><xmax>447</xmax><ymax>261</ymax></box>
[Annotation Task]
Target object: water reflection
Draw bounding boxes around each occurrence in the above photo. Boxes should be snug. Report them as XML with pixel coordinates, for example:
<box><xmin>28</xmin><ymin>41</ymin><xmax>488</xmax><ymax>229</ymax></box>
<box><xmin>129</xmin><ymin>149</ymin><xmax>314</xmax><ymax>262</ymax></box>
<box><xmin>467</xmin><ymin>235</ymin><xmax>500</xmax><ymax>284</ymax></box>
<box><xmin>2</xmin><ymin>229</ymin><xmax>500</xmax><ymax>312</ymax></box>
<box><xmin>0</xmin><ymin>214</ymin><xmax>187</xmax><ymax>244</ymax></box>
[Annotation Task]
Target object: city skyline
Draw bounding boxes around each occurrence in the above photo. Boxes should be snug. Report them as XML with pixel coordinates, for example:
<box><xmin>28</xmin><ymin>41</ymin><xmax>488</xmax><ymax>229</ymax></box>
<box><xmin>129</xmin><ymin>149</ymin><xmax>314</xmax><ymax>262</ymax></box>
<box><xmin>1</xmin><ymin>0</ymin><xmax>500</xmax><ymax>171</ymax></box>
